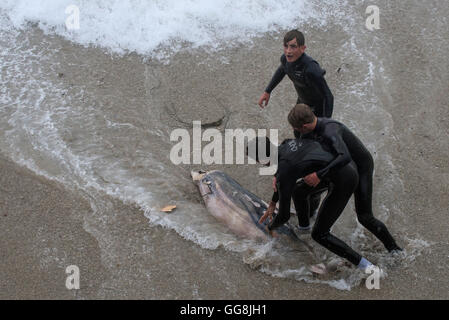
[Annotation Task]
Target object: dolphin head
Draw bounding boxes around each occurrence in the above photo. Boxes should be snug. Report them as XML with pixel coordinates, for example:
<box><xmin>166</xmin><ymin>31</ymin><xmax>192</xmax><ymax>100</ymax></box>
<box><xmin>191</xmin><ymin>170</ymin><xmax>207</xmax><ymax>183</ymax></box>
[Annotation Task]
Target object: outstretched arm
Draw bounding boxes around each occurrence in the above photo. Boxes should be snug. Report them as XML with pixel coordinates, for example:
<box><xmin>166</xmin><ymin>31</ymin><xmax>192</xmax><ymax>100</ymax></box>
<box><xmin>259</xmin><ymin>65</ymin><xmax>286</xmax><ymax>108</ymax></box>
<box><xmin>265</xmin><ymin>65</ymin><xmax>286</xmax><ymax>94</ymax></box>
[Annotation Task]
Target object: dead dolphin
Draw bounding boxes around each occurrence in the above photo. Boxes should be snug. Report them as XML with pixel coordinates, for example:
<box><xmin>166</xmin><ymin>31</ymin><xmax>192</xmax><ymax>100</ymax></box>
<box><xmin>191</xmin><ymin>170</ymin><xmax>344</xmax><ymax>274</ymax></box>
<box><xmin>191</xmin><ymin>169</ymin><xmax>299</xmax><ymax>240</ymax></box>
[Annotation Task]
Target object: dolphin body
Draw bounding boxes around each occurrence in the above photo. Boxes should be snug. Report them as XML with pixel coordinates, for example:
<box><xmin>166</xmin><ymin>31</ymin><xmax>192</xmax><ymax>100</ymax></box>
<box><xmin>191</xmin><ymin>170</ymin><xmax>346</xmax><ymax>275</ymax></box>
<box><xmin>191</xmin><ymin>170</ymin><xmax>299</xmax><ymax>241</ymax></box>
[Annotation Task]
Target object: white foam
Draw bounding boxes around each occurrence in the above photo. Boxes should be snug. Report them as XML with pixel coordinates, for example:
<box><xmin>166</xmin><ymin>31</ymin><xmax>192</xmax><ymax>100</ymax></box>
<box><xmin>1</xmin><ymin>0</ymin><xmax>317</xmax><ymax>58</ymax></box>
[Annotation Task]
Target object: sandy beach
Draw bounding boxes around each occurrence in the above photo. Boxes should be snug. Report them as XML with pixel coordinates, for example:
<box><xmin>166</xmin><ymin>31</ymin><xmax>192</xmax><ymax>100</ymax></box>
<box><xmin>1</xmin><ymin>0</ymin><xmax>448</xmax><ymax>299</ymax></box>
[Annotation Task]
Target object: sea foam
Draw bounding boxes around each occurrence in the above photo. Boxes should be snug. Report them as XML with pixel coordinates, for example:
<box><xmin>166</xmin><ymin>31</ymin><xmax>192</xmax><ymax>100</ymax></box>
<box><xmin>0</xmin><ymin>0</ymin><xmax>317</xmax><ymax>57</ymax></box>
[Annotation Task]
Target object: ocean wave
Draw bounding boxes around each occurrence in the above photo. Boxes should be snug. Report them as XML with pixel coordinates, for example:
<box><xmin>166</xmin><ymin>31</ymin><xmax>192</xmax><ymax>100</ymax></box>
<box><xmin>1</xmin><ymin>0</ymin><xmax>317</xmax><ymax>57</ymax></box>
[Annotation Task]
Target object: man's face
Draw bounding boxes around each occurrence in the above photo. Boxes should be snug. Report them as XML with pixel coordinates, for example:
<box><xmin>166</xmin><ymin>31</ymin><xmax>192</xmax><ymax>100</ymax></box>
<box><xmin>284</xmin><ymin>38</ymin><xmax>305</xmax><ymax>62</ymax></box>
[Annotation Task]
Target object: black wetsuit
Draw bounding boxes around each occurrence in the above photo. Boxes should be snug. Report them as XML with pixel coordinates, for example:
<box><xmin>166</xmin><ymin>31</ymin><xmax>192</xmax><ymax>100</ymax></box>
<box><xmin>265</xmin><ymin>53</ymin><xmax>334</xmax><ymax>118</ymax></box>
<box><xmin>268</xmin><ymin>138</ymin><xmax>366</xmax><ymax>266</ymax></box>
<box><xmin>309</xmin><ymin>118</ymin><xmax>401</xmax><ymax>252</ymax></box>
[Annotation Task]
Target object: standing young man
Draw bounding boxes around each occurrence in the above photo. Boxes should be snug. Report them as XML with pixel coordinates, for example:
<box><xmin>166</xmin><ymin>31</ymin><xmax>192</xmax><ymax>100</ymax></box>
<box><xmin>258</xmin><ymin>29</ymin><xmax>334</xmax><ymax>119</ymax></box>
<box><xmin>258</xmin><ymin>29</ymin><xmax>334</xmax><ymax>215</ymax></box>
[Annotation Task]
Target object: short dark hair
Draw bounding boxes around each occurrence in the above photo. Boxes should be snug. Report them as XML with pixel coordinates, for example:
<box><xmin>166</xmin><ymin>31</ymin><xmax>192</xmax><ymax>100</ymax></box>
<box><xmin>284</xmin><ymin>30</ymin><xmax>305</xmax><ymax>47</ymax></box>
<box><xmin>288</xmin><ymin>104</ymin><xmax>315</xmax><ymax>128</ymax></box>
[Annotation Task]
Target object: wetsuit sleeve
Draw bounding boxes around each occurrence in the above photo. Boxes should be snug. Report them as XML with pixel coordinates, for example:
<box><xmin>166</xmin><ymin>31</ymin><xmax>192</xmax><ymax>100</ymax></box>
<box><xmin>316</xmin><ymin>123</ymin><xmax>352</xmax><ymax>179</ymax></box>
<box><xmin>271</xmin><ymin>191</ymin><xmax>279</xmax><ymax>203</ymax></box>
<box><xmin>265</xmin><ymin>65</ymin><xmax>286</xmax><ymax>94</ymax></box>
<box><xmin>306</xmin><ymin>64</ymin><xmax>334</xmax><ymax>118</ymax></box>
<box><xmin>268</xmin><ymin>164</ymin><xmax>295</xmax><ymax>231</ymax></box>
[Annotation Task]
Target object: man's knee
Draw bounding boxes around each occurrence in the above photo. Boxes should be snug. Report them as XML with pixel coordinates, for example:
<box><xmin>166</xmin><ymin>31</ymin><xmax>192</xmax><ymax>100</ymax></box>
<box><xmin>357</xmin><ymin>214</ymin><xmax>376</xmax><ymax>228</ymax></box>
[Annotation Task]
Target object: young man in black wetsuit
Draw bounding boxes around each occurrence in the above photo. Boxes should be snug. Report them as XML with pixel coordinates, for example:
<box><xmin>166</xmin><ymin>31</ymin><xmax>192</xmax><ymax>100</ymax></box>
<box><xmin>289</xmin><ymin>103</ymin><xmax>402</xmax><ymax>253</ymax></box>
<box><xmin>258</xmin><ymin>29</ymin><xmax>334</xmax><ymax>119</ymax></box>
<box><xmin>256</xmin><ymin>136</ymin><xmax>379</xmax><ymax>271</ymax></box>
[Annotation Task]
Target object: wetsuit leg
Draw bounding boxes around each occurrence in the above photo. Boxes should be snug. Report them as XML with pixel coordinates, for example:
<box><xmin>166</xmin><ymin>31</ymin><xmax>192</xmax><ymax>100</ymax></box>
<box><xmin>292</xmin><ymin>181</ymin><xmax>328</xmax><ymax>228</ymax></box>
<box><xmin>309</xmin><ymin>193</ymin><xmax>321</xmax><ymax>216</ymax></box>
<box><xmin>311</xmin><ymin>162</ymin><xmax>363</xmax><ymax>266</ymax></box>
<box><xmin>354</xmin><ymin>158</ymin><xmax>401</xmax><ymax>252</ymax></box>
